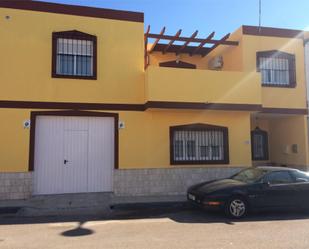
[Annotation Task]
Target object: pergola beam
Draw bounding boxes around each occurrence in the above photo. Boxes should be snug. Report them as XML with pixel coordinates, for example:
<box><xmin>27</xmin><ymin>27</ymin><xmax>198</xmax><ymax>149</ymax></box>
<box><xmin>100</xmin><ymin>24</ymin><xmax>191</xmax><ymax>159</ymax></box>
<box><xmin>144</xmin><ymin>25</ymin><xmax>151</xmax><ymax>69</ymax></box>
<box><xmin>145</xmin><ymin>25</ymin><xmax>150</xmax><ymax>38</ymax></box>
<box><xmin>191</xmin><ymin>31</ymin><xmax>215</xmax><ymax>56</ymax></box>
<box><xmin>145</xmin><ymin>26</ymin><xmax>239</xmax><ymax>56</ymax></box>
<box><xmin>176</xmin><ymin>30</ymin><xmax>198</xmax><ymax>55</ymax></box>
<box><xmin>144</xmin><ymin>25</ymin><xmax>151</xmax><ymax>50</ymax></box>
<box><xmin>146</xmin><ymin>33</ymin><xmax>238</xmax><ymax>46</ymax></box>
<box><xmin>163</xmin><ymin>29</ymin><xmax>182</xmax><ymax>54</ymax></box>
<box><xmin>202</xmin><ymin>33</ymin><xmax>231</xmax><ymax>57</ymax></box>
<box><xmin>149</xmin><ymin>27</ymin><xmax>166</xmax><ymax>53</ymax></box>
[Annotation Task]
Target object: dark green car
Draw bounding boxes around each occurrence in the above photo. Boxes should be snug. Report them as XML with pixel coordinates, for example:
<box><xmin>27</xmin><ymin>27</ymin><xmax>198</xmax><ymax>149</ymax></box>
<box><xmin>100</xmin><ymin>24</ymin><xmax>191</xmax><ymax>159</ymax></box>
<box><xmin>187</xmin><ymin>166</ymin><xmax>309</xmax><ymax>218</ymax></box>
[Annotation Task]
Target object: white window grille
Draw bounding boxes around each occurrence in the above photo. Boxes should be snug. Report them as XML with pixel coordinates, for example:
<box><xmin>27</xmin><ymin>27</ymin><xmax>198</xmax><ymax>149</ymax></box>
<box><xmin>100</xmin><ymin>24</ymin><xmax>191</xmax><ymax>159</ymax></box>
<box><xmin>56</xmin><ymin>38</ymin><xmax>94</xmax><ymax>76</ymax></box>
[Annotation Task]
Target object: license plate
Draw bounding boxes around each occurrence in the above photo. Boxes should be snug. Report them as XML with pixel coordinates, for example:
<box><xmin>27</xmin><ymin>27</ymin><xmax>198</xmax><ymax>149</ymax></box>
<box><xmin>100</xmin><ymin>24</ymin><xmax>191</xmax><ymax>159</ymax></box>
<box><xmin>188</xmin><ymin>194</ymin><xmax>196</xmax><ymax>201</ymax></box>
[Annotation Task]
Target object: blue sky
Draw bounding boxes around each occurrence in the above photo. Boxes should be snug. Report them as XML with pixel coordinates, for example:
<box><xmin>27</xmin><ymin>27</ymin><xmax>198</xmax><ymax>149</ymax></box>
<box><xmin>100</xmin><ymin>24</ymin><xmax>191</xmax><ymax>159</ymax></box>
<box><xmin>39</xmin><ymin>0</ymin><xmax>309</xmax><ymax>39</ymax></box>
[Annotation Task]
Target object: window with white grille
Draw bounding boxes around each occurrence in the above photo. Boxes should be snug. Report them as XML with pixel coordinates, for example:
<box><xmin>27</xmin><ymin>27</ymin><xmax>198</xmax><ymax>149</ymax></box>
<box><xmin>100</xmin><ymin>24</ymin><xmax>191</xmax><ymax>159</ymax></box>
<box><xmin>52</xmin><ymin>31</ymin><xmax>97</xmax><ymax>79</ymax></box>
<box><xmin>56</xmin><ymin>39</ymin><xmax>93</xmax><ymax>76</ymax></box>
<box><xmin>170</xmin><ymin>124</ymin><xmax>229</xmax><ymax>164</ymax></box>
<box><xmin>257</xmin><ymin>51</ymin><xmax>296</xmax><ymax>87</ymax></box>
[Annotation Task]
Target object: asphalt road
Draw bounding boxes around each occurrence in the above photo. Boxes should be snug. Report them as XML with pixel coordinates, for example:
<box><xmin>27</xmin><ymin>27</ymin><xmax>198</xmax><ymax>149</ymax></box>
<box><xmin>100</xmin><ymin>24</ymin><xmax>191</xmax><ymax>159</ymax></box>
<box><xmin>1</xmin><ymin>206</ymin><xmax>309</xmax><ymax>249</ymax></box>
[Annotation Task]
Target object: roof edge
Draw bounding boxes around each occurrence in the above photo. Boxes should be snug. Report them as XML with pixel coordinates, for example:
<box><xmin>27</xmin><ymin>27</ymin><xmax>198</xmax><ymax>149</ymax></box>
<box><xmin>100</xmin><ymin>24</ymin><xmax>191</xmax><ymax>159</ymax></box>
<box><xmin>242</xmin><ymin>25</ymin><xmax>304</xmax><ymax>39</ymax></box>
<box><xmin>0</xmin><ymin>0</ymin><xmax>144</xmax><ymax>23</ymax></box>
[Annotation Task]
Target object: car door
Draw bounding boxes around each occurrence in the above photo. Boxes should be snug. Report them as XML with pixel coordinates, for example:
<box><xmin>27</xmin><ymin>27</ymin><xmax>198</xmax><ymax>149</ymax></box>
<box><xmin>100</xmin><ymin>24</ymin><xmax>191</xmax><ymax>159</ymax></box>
<box><xmin>290</xmin><ymin>170</ymin><xmax>309</xmax><ymax>208</ymax></box>
<box><xmin>253</xmin><ymin>171</ymin><xmax>296</xmax><ymax>209</ymax></box>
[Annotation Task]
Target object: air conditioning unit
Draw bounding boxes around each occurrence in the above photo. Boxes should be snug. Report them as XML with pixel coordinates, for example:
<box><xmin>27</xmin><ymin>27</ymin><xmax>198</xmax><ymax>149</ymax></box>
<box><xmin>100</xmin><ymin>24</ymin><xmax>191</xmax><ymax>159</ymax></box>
<box><xmin>208</xmin><ymin>56</ymin><xmax>223</xmax><ymax>70</ymax></box>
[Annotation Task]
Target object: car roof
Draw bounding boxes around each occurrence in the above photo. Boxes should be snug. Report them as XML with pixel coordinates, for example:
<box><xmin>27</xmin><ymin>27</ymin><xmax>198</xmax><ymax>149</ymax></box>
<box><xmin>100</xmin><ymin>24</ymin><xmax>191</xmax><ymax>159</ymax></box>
<box><xmin>256</xmin><ymin>166</ymin><xmax>298</xmax><ymax>172</ymax></box>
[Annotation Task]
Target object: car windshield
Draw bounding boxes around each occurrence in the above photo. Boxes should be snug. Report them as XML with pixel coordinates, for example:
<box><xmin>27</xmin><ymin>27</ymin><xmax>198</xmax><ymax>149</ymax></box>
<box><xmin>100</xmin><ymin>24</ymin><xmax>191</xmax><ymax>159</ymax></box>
<box><xmin>231</xmin><ymin>168</ymin><xmax>268</xmax><ymax>183</ymax></box>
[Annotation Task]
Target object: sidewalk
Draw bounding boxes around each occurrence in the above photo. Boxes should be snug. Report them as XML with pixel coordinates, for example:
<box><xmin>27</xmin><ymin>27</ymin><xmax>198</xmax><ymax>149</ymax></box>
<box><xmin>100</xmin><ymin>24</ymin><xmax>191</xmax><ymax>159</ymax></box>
<box><xmin>0</xmin><ymin>194</ymin><xmax>188</xmax><ymax>218</ymax></box>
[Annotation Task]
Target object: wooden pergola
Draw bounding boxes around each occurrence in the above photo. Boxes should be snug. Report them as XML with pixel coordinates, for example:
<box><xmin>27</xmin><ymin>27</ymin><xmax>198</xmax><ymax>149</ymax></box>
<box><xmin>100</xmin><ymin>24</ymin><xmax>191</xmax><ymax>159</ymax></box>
<box><xmin>144</xmin><ymin>25</ymin><xmax>239</xmax><ymax>68</ymax></box>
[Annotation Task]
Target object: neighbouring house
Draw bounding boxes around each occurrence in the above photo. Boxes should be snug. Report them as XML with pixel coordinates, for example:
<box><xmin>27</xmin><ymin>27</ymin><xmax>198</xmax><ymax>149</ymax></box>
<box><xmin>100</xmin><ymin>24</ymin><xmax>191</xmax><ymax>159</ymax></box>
<box><xmin>0</xmin><ymin>1</ymin><xmax>308</xmax><ymax>202</ymax></box>
<box><xmin>303</xmin><ymin>34</ymin><xmax>309</xmax><ymax>147</ymax></box>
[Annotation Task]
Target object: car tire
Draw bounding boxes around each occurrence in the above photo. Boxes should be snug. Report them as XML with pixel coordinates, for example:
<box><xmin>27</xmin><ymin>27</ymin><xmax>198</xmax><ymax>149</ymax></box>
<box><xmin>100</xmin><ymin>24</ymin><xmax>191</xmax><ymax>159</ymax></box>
<box><xmin>225</xmin><ymin>196</ymin><xmax>248</xmax><ymax>219</ymax></box>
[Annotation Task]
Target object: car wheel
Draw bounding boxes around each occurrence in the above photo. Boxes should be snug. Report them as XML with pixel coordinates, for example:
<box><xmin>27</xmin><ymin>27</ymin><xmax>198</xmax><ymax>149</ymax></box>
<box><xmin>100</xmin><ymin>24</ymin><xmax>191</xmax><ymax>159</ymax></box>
<box><xmin>225</xmin><ymin>196</ymin><xmax>248</xmax><ymax>219</ymax></box>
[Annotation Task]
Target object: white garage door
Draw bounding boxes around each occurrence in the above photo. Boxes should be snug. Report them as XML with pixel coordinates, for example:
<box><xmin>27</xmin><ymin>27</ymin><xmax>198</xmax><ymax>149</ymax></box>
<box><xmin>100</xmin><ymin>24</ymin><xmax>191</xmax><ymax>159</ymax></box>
<box><xmin>33</xmin><ymin>115</ymin><xmax>114</xmax><ymax>195</ymax></box>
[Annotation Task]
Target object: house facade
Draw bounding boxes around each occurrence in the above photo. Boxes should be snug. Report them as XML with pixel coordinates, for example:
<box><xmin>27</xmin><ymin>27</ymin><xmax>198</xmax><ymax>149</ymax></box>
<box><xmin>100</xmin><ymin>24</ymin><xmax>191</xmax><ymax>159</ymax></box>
<box><xmin>0</xmin><ymin>1</ymin><xmax>308</xmax><ymax>201</ymax></box>
<box><xmin>304</xmin><ymin>33</ymin><xmax>309</xmax><ymax>142</ymax></box>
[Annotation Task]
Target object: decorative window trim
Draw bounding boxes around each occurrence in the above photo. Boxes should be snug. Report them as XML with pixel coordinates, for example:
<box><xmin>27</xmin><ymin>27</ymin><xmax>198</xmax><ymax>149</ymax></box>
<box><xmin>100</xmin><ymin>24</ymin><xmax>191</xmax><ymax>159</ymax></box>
<box><xmin>159</xmin><ymin>60</ymin><xmax>196</xmax><ymax>69</ymax></box>
<box><xmin>251</xmin><ymin>128</ymin><xmax>269</xmax><ymax>161</ymax></box>
<box><xmin>256</xmin><ymin>50</ymin><xmax>296</xmax><ymax>88</ymax></box>
<box><xmin>169</xmin><ymin>123</ymin><xmax>229</xmax><ymax>165</ymax></box>
<box><xmin>52</xmin><ymin>30</ymin><xmax>97</xmax><ymax>80</ymax></box>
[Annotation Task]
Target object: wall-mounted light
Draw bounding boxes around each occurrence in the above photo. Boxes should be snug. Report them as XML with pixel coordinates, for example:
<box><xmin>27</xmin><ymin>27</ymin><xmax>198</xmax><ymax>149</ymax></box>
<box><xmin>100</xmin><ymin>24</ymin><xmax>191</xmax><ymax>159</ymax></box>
<box><xmin>118</xmin><ymin>121</ymin><xmax>125</xmax><ymax>129</ymax></box>
<box><xmin>23</xmin><ymin>120</ymin><xmax>31</xmax><ymax>129</ymax></box>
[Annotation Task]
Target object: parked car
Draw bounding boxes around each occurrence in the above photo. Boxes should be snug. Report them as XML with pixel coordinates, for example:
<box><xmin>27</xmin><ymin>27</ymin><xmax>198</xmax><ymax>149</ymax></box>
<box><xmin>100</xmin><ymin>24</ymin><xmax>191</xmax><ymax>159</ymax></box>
<box><xmin>187</xmin><ymin>166</ymin><xmax>309</xmax><ymax>218</ymax></box>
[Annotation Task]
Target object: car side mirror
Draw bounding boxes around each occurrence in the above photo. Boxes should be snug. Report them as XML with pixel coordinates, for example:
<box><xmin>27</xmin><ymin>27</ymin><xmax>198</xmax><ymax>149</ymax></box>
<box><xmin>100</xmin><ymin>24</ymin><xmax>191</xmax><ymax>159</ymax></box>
<box><xmin>262</xmin><ymin>181</ymin><xmax>270</xmax><ymax>187</ymax></box>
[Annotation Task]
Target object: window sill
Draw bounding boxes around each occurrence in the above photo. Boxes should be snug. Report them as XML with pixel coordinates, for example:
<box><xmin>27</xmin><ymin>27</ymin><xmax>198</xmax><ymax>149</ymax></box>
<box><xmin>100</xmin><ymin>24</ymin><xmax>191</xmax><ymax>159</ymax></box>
<box><xmin>52</xmin><ymin>73</ymin><xmax>97</xmax><ymax>80</ymax></box>
<box><xmin>261</xmin><ymin>83</ymin><xmax>296</xmax><ymax>88</ymax></box>
<box><xmin>171</xmin><ymin>160</ymin><xmax>229</xmax><ymax>165</ymax></box>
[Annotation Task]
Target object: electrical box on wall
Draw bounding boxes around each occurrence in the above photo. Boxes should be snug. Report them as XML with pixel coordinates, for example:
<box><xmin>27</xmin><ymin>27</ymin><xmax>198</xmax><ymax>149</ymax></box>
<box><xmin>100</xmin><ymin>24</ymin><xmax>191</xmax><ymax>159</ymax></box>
<box><xmin>282</xmin><ymin>144</ymin><xmax>298</xmax><ymax>154</ymax></box>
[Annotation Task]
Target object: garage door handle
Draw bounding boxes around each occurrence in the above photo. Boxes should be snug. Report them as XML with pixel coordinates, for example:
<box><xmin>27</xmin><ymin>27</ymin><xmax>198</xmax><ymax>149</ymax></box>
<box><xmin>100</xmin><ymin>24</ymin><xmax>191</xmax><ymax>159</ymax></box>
<box><xmin>64</xmin><ymin>159</ymin><xmax>69</xmax><ymax>165</ymax></box>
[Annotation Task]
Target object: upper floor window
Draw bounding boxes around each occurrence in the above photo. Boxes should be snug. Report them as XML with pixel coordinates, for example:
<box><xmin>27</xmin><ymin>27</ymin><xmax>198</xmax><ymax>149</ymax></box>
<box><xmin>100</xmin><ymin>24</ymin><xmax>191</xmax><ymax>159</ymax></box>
<box><xmin>170</xmin><ymin>123</ymin><xmax>229</xmax><ymax>165</ymax></box>
<box><xmin>256</xmin><ymin>50</ymin><xmax>296</xmax><ymax>88</ymax></box>
<box><xmin>52</xmin><ymin>30</ymin><xmax>97</xmax><ymax>80</ymax></box>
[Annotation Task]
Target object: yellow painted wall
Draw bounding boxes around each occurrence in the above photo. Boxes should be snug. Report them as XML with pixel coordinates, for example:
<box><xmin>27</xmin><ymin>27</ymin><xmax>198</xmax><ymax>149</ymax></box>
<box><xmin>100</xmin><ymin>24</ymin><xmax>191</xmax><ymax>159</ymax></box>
<box><xmin>0</xmin><ymin>7</ymin><xmax>307</xmax><ymax>172</ymax></box>
<box><xmin>204</xmin><ymin>27</ymin><xmax>243</xmax><ymax>72</ymax></box>
<box><xmin>241</xmin><ymin>32</ymin><xmax>307</xmax><ymax>109</ymax></box>
<box><xmin>1</xmin><ymin>8</ymin><xmax>305</xmax><ymax>109</ymax></box>
<box><xmin>250</xmin><ymin>115</ymin><xmax>309</xmax><ymax>167</ymax></box>
<box><xmin>0</xmin><ymin>109</ymin><xmax>30</xmax><ymax>172</ymax></box>
<box><xmin>269</xmin><ymin>116</ymin><xmax>309</xmax><ymax>167</ymax></box>
<box><xmin>4</xmin><ymin>107</ymin><xmax>309</xmax><ymax>172</ymax></box>
<box><xmin>148</xmin><ymin>27</ymin><xmax>307</xmax><ymax>109</ymax></box>
<box><xmin>0</xmin><ymin>108</ymin><xmax>252</xmax><ymax>172</ymax></box>
<box><xmin>251</xmin><ymin>117</ymin><xmax>270</xmax><ymax>132</ymax></box>
<box><xmin>146</xmin><ymin>66</ymin><xmax>261</xmax><ymax>104</ymax></box>
<box><xmin>119</xmin><ymin>109</ymin><xmax>252</xmax><ymax>168</ymax></box>
<box><xmin>209</xmin><ymin>28</ymin><xmax>307</xmax><ymax>109</ymax></box>
<box><xmin>149</xmin><ymin>51</ymin><xmax>208</xmax><ymax>70</ymax></box>
<box><xmin>0</xmin><ymin>8</ymin><xmax>144</xmax><ymax>104</ymax></box>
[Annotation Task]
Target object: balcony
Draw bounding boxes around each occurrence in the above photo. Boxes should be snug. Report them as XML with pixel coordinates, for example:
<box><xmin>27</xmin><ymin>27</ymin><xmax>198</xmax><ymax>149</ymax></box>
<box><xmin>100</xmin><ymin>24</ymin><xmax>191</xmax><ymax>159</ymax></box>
<box><xmin>145</xmin><ymin>66</ymin><xmax>262</xmax><ymax>106</ymax></box>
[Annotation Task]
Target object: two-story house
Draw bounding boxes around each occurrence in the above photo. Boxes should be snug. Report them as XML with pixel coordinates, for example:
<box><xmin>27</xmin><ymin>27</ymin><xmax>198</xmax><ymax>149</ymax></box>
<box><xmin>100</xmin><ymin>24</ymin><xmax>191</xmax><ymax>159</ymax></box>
<box><xmin>0</xmin><ymin>1</ymin><xmax>308</xmax><ymax>203</ymax></box>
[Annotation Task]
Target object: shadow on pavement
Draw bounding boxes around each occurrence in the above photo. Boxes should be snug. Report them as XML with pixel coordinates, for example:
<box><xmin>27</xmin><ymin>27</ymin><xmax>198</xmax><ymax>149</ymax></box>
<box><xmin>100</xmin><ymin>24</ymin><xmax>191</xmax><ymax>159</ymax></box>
<box><xmin>1</xmin><ymin>202</ymin><xmax>309</xmax><ymax>228</ymax></box>
<box><xmin>61</xmin><ymin>221</ymin><xmax>94</xmax><ymax>237</ymax></box>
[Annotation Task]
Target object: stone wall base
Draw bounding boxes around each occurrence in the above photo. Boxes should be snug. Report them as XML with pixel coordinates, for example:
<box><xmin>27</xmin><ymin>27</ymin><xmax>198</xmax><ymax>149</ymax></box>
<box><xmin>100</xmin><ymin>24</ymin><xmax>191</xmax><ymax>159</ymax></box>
<box><xmin>0</xmin><ymin>167</ymin><xmax>257</xmax><ymax>200</ymax></box>
<box><xmin>114</xmin><ymin>167</ymin><xmax>243</xmax><ymax>196</ymax></box>
<box><xmin>0</xmin><ymin>172</ymin><xmax>33</xmax><ymax>200</ymax></box>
